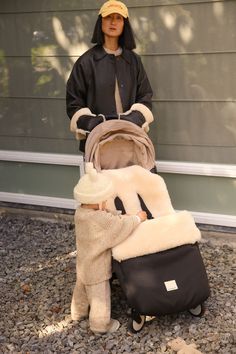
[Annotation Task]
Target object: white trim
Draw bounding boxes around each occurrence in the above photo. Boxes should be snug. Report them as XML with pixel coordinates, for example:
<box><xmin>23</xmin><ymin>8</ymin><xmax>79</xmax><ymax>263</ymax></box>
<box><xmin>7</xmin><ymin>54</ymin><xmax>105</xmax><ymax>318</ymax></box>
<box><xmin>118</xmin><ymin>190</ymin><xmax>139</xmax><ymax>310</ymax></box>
<box><xmin>0</xmin><ymin>150</ymin><xmax>84</xmax><ymax>167</ymax></box>
<box><xmin>0</xmin><ymin>192</ymin><xmax>235</xmax><ymax>227</ymax></box>
<box><xmin>0</xmin><ymin>150</ymin><xmax>235</xmax><ymax>177</ymax></box>
<box><xmin>0</xmin><ymin>192</ymin><xmax>76</xmax><ymax>209</ymax></box>
<box><xmin>156</xmin><ymin>161</ymin><xmax>236</xmax><ymax>178</ymax></box>
<box><xmin>190</xmin><ymin>211</ymin><xmax>236</xmax><ymax>228</ymax></box>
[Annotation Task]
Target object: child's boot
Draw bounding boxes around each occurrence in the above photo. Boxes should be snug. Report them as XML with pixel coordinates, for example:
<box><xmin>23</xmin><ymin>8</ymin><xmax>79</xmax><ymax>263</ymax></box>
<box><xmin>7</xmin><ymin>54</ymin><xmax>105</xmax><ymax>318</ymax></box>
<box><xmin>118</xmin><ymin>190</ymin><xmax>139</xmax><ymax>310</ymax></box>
<box><xmin>71</xmin><ymin>279</ymin><xmax>89</xmax><ymax>321</ymax></box>
<box><xmin>107</xmin><ymin>319</ymin><xmax>120</xmax><ymax>333</ymax></box>
<box><xmin>91</xmin><ymin>319</ymin><xmax>120</xmax><ymax>334</ymax></box>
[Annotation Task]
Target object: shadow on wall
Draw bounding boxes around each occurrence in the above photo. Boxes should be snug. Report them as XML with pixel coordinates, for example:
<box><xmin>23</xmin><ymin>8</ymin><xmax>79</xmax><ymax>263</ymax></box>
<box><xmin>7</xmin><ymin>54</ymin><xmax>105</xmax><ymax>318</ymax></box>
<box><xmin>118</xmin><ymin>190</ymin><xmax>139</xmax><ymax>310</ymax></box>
<box><xmin>0</xmin><ymin>1</ymin><xmax>233</xmax><ymax>97</ymax></box>
<box><xmin>0</xmin><ymin>1</ymin><xmax>235</xmax><ymax>157</ymax></box>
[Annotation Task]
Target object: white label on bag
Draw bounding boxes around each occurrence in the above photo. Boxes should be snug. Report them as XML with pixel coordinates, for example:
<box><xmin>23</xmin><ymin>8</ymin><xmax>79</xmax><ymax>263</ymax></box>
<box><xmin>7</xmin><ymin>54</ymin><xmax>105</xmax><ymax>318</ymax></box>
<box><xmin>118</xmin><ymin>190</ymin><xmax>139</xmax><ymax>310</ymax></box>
<box><xmin>164</xmin><ymin>280</ymin><xmax>178</xmax><ymax>291</ymax></box>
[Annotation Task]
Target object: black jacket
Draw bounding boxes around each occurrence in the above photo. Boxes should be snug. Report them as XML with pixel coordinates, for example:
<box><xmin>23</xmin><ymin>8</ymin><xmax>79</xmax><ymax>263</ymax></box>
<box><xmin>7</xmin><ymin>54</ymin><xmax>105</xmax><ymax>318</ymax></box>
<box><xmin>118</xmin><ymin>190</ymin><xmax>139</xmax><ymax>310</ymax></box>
<box><xmin>66</xmin><ymin>45</ymin><xmax>153</xmax><ymax>119</ymax></box>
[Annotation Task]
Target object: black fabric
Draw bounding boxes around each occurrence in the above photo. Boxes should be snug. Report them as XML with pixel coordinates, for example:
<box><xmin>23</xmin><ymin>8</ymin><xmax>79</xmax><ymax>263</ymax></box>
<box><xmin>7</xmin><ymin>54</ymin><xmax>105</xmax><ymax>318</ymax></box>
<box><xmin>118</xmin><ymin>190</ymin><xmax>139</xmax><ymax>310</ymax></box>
<box><xmin>114</xmin><ymin>197</ymin><xmax>125</xmax><ymax>215</ymax></box>
<box><xmin>79</xmin><ymin>138</ymin><xmax>87</xmax><ymax>153</ymax></box>
<box><xmin>105</xmin><ymin>114</ymin><xmax>119</xmax><ymax>120</ymax></box>
<box><xmin>138</xmin><ymin>194</ymin><xmax>153</xmax><ymax>219</ymax></box>
<box><xmin>114</xmin><ymin>195</ymin><xmax>153</xmax><ymax>219</ymax></box>
<box><xmin>120</xmin><ymin>111</ymin><xmax>145</xmax><ymax>127</ymax></box>
<box><xmin>77</xmin><ymin>114</ymin><xmax>104</xmax><ymax>132</ymax></box>
<box><xmin>113</xmin><ymin>243</ymin><xmax>210</xmax><ymax>316</ymax></box>
<box><xmin>150</xmin><ymin>165</ymin><xmax>158</xmax><ymax>174</ymax></box>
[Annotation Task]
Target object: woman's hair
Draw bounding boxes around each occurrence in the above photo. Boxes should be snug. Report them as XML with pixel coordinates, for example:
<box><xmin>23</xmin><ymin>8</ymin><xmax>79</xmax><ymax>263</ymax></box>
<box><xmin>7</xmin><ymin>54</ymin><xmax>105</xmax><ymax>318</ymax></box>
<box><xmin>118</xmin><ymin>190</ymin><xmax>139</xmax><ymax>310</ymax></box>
<box><xmin>91</xmin><ymin>15</ymin><xmax>136</xmax><ymax>50</ymax></box>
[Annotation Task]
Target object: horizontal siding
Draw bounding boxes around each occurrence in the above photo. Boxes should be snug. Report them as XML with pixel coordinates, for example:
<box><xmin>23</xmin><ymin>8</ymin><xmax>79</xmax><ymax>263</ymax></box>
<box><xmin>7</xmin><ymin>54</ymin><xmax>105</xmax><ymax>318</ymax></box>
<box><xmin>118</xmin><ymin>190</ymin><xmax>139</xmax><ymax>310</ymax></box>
<box><xmin>0</xmin><ymin>160</ymin><xmax>236</xmax><ymax>217</ymax></box>
<box><xmin>0</xmin><ymin>98</ymin><xmax>72</xmax><ymax>139</ymax></box>
<box><xmin>0</xmin><ymin>0</ymin><xmax>235</xmax><ymax>224</ymax></box>
<box><xmin>161</xmin><ymin>172</ymin><xmax>236</xmax><ymax>216</ymax></box>
<box><xmin>1</xmin><ymin>98</ymin><xmax>235</xmax><ymax>147</ymax></box>
<box><xmin>0</xmin><ymin>161</ymin><xmax>79</xmax><ymax>198</ymax></box>
<box><xmin>155</xmin><ymin>145</ymin><xmax>236</xmax><ymax>164</ymax></box>
<box><xmin>1</xmin><ymin>53</ymin><xmax>236</xmax><ymax>100</ymax></box>
<box><xmin>0</xmin><ymin>105</ymin><xmax>235</xmax><ymax>161</ymax></box>
<box><xmin>0</xmin><ymin>0</ymin><xmax>233</xmax><ymax>13</ymax></box>
<box><xmin>1</xmin><ymin>1</ymin><xmax>235</xmax><ymax>56</ymax></box>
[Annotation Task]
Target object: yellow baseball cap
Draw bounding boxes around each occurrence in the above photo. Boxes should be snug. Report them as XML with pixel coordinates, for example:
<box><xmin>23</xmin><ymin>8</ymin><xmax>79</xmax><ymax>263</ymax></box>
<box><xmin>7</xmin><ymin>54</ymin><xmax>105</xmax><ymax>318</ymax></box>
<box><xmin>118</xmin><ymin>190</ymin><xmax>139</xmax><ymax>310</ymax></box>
<box><xmin>99</xmin><ymin>0</ymin><xmax>129</xmax><ymax>18</ymax></box>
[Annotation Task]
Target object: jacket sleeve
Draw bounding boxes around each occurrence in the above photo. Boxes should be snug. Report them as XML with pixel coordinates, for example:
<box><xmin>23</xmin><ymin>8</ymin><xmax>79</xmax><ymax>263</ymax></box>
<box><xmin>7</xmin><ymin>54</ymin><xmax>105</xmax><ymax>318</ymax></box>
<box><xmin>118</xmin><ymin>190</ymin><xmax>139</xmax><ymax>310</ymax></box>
<box><xmin>100</xmin><ymin>212</ymin><xmax>140</xmax><ymax>249</ymax></box>
<box><xmin>66</xmin><ymin>59</ymin><xmax>87</xmax><ymax>119</ymax></box>
<box><xmin>122</xmin><ymin>54</ymin><xmax>155</xmax><ymax>133</ymax></box>
<box><xmin>136</xmin><ymin>55</ymin><xmax>153</xmax><ymax>112</ymax></box>
<box><xmin>66</xmin><ymin>60</ymin><xmax>101</xmax><ymax>140</ymax></box>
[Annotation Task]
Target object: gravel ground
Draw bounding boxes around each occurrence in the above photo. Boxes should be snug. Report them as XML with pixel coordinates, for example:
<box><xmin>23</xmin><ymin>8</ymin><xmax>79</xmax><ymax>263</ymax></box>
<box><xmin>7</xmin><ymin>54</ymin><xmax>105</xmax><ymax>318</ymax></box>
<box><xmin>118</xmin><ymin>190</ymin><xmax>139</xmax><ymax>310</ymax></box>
<box><xmin>0</xmin><ymin>213</ymin><xmax>235</xmax><ymax>354</ymax></box>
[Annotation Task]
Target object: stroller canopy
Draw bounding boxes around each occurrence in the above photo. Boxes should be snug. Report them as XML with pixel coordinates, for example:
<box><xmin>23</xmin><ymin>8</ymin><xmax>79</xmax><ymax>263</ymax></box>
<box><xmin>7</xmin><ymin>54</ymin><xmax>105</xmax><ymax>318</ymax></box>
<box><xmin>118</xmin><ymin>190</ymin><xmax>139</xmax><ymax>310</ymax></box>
<box><xmin>85</xmin><ymin>120</ymin><xmax>156</xmax><ymax>171</ymax></box>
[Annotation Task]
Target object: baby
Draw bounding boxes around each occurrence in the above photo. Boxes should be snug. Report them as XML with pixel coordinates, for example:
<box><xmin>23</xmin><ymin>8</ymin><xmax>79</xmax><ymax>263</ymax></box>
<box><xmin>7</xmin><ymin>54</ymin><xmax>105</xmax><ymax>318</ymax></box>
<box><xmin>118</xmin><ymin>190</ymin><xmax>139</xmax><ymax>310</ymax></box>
<box><xmin>71</xmin><ymin>162</ymin><xmax>147</xmax><ymax>334</ymax></box>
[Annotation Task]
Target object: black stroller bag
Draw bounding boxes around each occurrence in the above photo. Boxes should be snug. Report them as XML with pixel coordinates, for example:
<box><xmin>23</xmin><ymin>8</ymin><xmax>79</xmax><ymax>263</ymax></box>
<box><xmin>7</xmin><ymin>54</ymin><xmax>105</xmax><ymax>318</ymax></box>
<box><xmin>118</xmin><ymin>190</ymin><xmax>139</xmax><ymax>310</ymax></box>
<box><xmin>113</xmin><ymin>242</ymin><xmax>210</xmax><ymax>316</ymax></box>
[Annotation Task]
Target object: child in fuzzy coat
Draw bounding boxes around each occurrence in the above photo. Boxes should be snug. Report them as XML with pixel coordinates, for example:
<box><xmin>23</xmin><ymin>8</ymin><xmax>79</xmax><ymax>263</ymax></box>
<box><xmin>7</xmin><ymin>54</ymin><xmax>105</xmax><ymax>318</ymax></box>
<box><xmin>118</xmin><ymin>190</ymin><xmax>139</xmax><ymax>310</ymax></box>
<box><xmin>71</xmin><ymin>162</ymin><xmax>147</xmax><ymax>334</ymax></box>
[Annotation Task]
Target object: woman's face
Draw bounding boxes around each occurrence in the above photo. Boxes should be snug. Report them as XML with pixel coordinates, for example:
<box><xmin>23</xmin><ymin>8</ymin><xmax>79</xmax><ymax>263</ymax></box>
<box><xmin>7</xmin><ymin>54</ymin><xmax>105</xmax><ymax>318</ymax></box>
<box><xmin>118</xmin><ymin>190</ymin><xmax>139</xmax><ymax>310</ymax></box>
<box><xmin>102</xmin><ymin>13</ymin><xmax>124</xmax><ymax>39</ymax></box>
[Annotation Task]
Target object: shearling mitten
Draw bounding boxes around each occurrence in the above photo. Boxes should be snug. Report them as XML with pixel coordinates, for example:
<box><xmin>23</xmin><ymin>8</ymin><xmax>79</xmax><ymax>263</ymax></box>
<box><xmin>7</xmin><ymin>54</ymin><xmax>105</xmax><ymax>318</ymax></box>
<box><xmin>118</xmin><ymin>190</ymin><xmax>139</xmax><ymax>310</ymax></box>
<box><xmin>167</xmin><ymin>337</ymin><xmax>203</xmax><ymax>354</ymax></box>
<box><xmin>70</xmin><ymin>107</ymin><xmax>106</xmax><ymax>140</ymax></box>
<box><xmin>119</xmin><ymin>110</ymin><xmax>145</xmax><ymax>127</ymax></box>
<box><xmin>119</xmin><ymin>102</ymin><xmax>154</xmax><ymax>132</ymax></box>
<box><xmin>77</xmin><ymin>114</ymin><xmax>104</xmax><ymax>132</ymax></box>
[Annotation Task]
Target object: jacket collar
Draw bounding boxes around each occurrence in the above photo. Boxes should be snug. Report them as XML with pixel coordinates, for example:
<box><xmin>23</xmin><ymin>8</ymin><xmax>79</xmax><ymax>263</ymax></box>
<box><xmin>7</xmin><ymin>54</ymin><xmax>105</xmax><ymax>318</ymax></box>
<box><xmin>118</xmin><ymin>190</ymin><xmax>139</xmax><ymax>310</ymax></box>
<box><xmin>93</xmin><ymin>45</ymin><xmax>131</xmax><ymax>63</ymax></box>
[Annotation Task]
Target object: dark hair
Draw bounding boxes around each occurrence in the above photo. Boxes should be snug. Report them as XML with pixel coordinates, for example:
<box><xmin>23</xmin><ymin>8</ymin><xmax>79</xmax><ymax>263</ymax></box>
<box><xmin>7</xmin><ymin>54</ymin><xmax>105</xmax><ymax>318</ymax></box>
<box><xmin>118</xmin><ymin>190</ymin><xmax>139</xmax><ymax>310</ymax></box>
<box><xmin>91</xmin><ymin>15</ymin><xmax>136</xmax><ymax>50</ymax></box>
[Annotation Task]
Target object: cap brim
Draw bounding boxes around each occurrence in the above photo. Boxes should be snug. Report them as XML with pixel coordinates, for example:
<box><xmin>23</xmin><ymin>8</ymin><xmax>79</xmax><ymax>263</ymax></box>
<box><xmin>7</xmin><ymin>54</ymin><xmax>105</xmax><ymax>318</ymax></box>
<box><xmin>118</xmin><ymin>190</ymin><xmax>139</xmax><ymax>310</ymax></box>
<box><xmin>101</xmin><ymin>11</ymin><xmax>128</xmax><ymax>18</ymax></box>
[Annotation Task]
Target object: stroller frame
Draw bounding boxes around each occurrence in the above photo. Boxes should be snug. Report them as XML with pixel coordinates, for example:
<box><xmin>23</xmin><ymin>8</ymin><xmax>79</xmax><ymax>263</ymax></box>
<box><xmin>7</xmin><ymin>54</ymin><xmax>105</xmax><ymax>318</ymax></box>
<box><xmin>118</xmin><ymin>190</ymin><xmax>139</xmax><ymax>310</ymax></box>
<box><xmin>84</xmin><ymin>120</ymin><xmax>210</xmax><ymax>333</ymax></box>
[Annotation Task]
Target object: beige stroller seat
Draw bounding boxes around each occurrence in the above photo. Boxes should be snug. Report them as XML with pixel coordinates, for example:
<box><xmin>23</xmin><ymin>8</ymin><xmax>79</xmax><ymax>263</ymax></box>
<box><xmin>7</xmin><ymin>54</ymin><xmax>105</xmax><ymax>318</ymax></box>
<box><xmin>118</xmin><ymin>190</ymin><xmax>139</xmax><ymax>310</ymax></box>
<box><xmin>85</xmin><ymin>120</ymin><xmax>156</xmax><ymax>171</ymax></box>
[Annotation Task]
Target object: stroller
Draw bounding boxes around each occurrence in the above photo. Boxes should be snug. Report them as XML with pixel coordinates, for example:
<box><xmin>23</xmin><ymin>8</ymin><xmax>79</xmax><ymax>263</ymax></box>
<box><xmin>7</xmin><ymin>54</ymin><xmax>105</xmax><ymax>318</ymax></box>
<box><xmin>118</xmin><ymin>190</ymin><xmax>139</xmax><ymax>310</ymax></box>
<box><xmin>84</xmin><ymin>120</ymin><xmax>210</xmax><ymax>333</ymax></box>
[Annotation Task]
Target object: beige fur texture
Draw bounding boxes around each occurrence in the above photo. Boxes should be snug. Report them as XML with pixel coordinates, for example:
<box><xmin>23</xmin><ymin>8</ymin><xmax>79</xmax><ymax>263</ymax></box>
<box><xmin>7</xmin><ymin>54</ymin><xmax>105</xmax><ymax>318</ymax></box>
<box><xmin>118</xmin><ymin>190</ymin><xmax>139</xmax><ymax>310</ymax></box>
<box><xmin>70</xmin><ymin>107</ymin><xmax>96</xmax><ymax>140</ymax></box>
<box><xmin>103</xmin><ymin>165</ymin><xmax>175</xmax><ymax>217</ymax></box>
<box><xmin>112</xmin><ymin>211</ymin><xmax>201</xmax><ymax>261</ymax></box>
<box><xmin>101</xmin><ymin>165</ymin><xmax>201</xmax><ymax>261</ymax></box>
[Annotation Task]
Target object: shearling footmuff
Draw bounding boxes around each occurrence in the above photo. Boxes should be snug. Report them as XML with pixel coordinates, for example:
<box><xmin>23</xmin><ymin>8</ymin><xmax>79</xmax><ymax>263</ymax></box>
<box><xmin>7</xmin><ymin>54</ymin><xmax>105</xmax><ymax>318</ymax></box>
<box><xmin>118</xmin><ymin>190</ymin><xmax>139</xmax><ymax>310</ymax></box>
<box><xmin>101</xmin><ymin>166</ymin><xmax>210</xmax><ymax>332</ymax></box>
<box><xmin>112</xmin><ymin>243</ymin><xmax>209</xmax><ymax>316</ymax></box>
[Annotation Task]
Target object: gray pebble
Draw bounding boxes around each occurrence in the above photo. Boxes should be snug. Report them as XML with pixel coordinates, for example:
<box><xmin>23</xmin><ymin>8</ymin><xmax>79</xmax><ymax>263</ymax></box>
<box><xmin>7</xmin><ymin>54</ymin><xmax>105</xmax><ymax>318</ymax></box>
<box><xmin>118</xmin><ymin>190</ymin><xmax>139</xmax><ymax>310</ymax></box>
<box><xmin>0</xmin><ymin>214</ymin><xmax>235</xmax><ymax>354</ymax></box>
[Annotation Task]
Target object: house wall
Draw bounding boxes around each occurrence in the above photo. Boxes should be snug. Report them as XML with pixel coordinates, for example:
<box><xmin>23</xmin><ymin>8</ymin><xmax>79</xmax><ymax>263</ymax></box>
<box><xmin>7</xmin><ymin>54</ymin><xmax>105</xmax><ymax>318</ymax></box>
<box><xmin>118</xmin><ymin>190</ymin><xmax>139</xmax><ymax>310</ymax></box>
<box><xmin>0</xmin><ymin>0</ymin><xmax>235</xmax><ymax>225</ymax></box>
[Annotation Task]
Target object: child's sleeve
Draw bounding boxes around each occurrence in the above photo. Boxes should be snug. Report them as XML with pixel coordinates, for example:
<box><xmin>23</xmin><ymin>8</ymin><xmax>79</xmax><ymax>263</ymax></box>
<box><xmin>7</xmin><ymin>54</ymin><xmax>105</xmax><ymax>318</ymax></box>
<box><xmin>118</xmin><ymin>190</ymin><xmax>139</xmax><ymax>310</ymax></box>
<box><xmin>102</xmin><ymin>212</ymin><xmax>140</xmax><ymax>248</ymax></box>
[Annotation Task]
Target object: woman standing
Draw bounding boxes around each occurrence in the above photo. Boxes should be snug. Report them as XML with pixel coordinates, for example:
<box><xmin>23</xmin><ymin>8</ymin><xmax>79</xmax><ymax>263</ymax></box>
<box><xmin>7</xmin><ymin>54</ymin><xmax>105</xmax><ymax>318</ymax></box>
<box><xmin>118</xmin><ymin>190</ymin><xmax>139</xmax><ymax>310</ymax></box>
<box><xmin>67</xmin><ymin>0</ymin><xmax>154</xmax><ymax>152</ymax></box>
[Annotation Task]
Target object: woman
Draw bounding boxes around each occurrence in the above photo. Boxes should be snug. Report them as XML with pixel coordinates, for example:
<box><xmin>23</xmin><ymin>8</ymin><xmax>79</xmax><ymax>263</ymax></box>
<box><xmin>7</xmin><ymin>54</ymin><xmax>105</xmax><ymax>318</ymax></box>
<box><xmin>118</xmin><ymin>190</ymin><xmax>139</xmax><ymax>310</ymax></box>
<box><xmin>66</xmin><ymin>0</ymin><xmax>154</xmax><ymax>152</ymax></box>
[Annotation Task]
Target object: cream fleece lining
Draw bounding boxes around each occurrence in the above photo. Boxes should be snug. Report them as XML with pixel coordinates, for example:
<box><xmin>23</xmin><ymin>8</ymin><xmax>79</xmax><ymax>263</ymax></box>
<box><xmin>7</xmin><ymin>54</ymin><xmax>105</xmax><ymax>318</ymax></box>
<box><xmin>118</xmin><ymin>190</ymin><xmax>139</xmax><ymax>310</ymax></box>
<box><xmin>112</xmin><ymin>211</ymin><xmax>201</xmax><ymax>261</ymax></box>
<box><xmin>103</xmin><ymin>165</ymin><xmax>201</xmax><ymax>261</ymax></box>
<box><xmin>103</xmin><ymin>165</ymin><xmax>174</xmax><ymax>217</ymax></box>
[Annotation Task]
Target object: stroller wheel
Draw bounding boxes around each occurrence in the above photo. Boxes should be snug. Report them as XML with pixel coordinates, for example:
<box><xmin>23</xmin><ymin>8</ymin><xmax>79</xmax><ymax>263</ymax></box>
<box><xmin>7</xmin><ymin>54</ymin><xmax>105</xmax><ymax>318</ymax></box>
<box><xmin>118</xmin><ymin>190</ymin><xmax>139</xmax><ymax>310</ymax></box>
<box><xmin>128</xmin><ymin>310</ymin><xmax>146</xmax><ymax>333</ymax></box>
<box><xmin>188</xmin><ymin>303</ymin><xmax>205</xmax><ymax>317</ymax></box>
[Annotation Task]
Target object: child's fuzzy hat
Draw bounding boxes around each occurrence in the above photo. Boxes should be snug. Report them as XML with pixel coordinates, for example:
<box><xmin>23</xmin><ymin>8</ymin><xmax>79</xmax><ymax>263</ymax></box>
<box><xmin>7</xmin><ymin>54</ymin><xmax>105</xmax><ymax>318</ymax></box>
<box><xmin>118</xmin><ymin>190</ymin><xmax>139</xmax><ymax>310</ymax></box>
<box><xmin>74</xmin><ymin>162</ymin><xmax>114</xmax><ymax>204</ymax></box>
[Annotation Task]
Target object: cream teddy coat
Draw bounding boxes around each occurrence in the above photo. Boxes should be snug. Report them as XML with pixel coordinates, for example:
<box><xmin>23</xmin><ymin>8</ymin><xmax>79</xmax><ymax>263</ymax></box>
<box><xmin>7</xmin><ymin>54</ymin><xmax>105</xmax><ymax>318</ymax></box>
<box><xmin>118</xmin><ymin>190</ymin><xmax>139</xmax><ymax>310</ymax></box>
<box><xmin>74</xmin><ymin>207</ymin><xmax>140</xmax><ymax>285</ymax></box>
